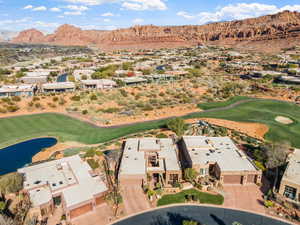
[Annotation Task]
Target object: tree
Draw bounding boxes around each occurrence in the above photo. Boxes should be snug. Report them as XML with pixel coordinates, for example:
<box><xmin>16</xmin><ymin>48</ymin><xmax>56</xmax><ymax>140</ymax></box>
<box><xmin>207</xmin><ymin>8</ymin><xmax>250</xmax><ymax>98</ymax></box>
<box><xmin>265</xmin><ymin>142</ymin><xmax>289</xmax><ymax>189</ymax></box>
<box><xmin>0</xmin><ymin>201</ymin><xmax>6</xmax><ymax>212</ymax></box>
<box><xmin>166</xmin><ymin>117</ymin><xmax>188</xmax><ymax>136</ymax></box>
<box><xmin>184</xmin><ymin>168</ymin><xmax>198</xmax><ymax>184</ymax></box>
<box><xmin>0</xmin><ymin>173</ymin><xmax>23</xmax><ymax>194</ymax></box>
<box><xmin>182</xmin><ymin>220</ymin><xmax>198</xmax><ymax>225</ymax></box>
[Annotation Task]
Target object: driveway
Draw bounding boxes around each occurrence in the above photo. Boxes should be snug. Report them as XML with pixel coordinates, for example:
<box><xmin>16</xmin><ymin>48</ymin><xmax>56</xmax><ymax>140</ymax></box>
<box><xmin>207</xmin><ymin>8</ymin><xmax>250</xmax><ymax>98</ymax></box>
<box><xmin>120</xmin><ymin>179</ymin><xmax>151</xmax><ymax>215</ymax></box>
<box><xmin>223</xmin><ymin>184</ymin><xmax>266</xmax><ymax>213</ymax></box>
<box><xmin>72</xmin><ymin>203</ymin><xmax>113</xmax><ymax>225</ymax></box>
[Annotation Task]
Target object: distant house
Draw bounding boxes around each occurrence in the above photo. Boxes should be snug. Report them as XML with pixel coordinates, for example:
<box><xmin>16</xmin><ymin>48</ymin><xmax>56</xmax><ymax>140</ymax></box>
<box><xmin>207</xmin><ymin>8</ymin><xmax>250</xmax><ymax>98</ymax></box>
<box><xmin>42</xmin><ymin>82</ymin><xmax>75</xmax><ymax>93</ymax></box>
<box><xmin>81</xmin><ymin>79</ymin><xmax>117</xmax><ymax>89</ymax></box>
<box><xmin>278</xmin><ymin>149</ymin><xmax>300</xmax><ymax>204</ymax></box>
<box><xmin>115</xmin><ymin>77</ymin><xmax>147</xmax><ymax>86</ymax></box>
<box><xmin>18</xmin><ymin>155</ymin><xmax>108</xmax><ymax>221</ymax></box>
<box><xmin>0</xmin><ymin>84</ymin><xmax>36</xmax><ymax>97</ymax></box>
<box><xmin>20</xmin><ymin>71</ymin><xmax>50</xmax><ymax>84</ymax></box>
<box><xmin>73</xmin><ymin>69</ymin><xmax>95</xmax><ymax>81</ymax></box>
<box><xmin>165</xmin><ymin>71</ymin><xmax>189</xmax><ymax>76</ymax></box>
<box><xmin>119</xmin><ymin>138</ymin><xmax>182</xmax><ymax>187</ymax></box>
<box><xmin>179</xmin><ymin>136</ymin><xmax>262</xmax><ymax>185</ymax></box>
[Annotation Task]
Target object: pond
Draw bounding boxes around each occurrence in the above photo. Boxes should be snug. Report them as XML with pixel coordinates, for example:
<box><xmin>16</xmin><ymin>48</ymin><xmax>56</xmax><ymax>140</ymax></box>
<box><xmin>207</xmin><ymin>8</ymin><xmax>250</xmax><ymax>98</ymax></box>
<box><xmin>113</xmin><ymin>205</ymin><xmax>292</xmax><ymax>225</ymax></box>
<box><xmin>57</xmin><ymin>73</ymin><xmax>68</xmax><ymax>82</ymax></box>
<box><xmin>0</xmin><ymin>138</ymin><xmax>57</xmax><ymax>175</ymax></box>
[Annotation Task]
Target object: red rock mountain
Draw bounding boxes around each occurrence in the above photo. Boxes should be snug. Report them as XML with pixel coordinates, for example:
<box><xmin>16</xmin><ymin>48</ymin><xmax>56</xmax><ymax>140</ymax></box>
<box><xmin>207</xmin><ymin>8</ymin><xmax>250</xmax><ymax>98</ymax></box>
<box><xmin>12</xmin><ymin>11</ymin><xmax>300</xmax><ymax>52</ymax></box>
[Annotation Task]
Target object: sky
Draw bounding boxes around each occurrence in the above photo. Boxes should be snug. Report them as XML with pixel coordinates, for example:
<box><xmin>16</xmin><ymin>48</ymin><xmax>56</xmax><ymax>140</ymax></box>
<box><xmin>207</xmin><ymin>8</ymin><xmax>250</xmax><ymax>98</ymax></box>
<box><xmin>0</xmin><ymin>0</ymin><xmax>300</xmax><ymax>32</ymax></box>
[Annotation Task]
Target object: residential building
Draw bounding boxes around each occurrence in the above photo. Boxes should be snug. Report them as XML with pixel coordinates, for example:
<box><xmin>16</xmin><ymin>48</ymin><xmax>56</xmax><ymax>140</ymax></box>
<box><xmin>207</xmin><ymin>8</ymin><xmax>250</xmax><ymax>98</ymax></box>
<box><xmin>81</xmin><ymin>79</ymin><xmax>117</xmax><ymax>90</ymax></box>
<box><xmin>42</xmin><ymin>82</ymin><xmax>75</xmax><ymax>93</ymax></box>
<box><xmin>278</xmin><ymin>149</ymin><xmax>300</xmax><ymax>204</ymax></box>
<box><xmin>18</xmin><ymin>155</ymin><xmax>108</xmax><ymax>221</ymax></box>
<box><xmin>20</xmin><ymin>71</ymin><xmax>50</xmax><ymax>84</ymax></box>
<box><xmin>0</xmin><ymin>84</ymin><xmax>36</xmax><ymax>97</ymax></box>
<box><xmin>119</xmin><ymin>138</ymin><xmax>182</xmax><ymax>187</ymax></box>
<box><xmin>179</xmin><ymin>136</ymin><xmax>262</xmax><ymax>185</ymax></box>
<box><xmin>73</xmin><ymin>69</ymin><xmax>95</xmax><ymax>81</ymax></box>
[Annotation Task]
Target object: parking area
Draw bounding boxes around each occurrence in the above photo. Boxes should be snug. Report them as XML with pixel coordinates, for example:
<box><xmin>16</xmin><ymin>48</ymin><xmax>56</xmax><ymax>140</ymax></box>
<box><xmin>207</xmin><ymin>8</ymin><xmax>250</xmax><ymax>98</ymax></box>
<box><xmin>120</xmin><ymin>179</ymin><xmax>151</xmax><ymax>215</ymax></box>
<box><xmin>223</xmin><ymin>184</ymin><xmax>266</xmax><ymax>213</ymax></box>
<box><xmin>72</xmin><ymin>203</ymin><xmax>113</xmax><ymax>225</ymax></box>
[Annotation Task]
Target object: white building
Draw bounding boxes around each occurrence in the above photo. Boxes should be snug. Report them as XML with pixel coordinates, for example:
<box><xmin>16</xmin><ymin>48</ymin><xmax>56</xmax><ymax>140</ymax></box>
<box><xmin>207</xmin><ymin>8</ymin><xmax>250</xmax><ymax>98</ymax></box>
<box><xmin>18</xmin><ymin>155</ymin><xmax>108</xmax><ymax>221</ymax></box>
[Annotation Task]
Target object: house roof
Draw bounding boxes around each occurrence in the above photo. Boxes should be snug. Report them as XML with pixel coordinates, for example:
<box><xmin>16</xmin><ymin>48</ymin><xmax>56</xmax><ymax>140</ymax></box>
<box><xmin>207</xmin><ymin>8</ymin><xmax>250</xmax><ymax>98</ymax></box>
<box><xmin>182</xmin><ymin>136</ymin><xmax>258</xmax><ymax>172</ymax></box>
<box><xmin>18</xmin><ymin>155</ymin><xmax>108</xmax><ymax>209</ymax></box>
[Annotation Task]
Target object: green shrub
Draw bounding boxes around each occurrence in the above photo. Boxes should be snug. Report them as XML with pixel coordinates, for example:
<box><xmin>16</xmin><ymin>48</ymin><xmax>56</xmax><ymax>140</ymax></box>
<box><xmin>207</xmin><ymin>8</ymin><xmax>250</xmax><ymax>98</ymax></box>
<box><xmin>82</xmin><ymin>109</ymin><xmax>88</xmax><ymax>115</ymax></box>
<box><xmin>70</xmin><ymin>95</ymin><xmax>81</xmax><ymax>101</ymax></box>
<box><xmin>6</xmin><ymin>105</ymin><xmax>20</xmax><ymax>112</ymax></box>
<box><xmin>87</xmin><ymin>159</ymin><xmax>99</xmax><ymax>169</ymax></box>
<box><xmin>11</xmin><ymin>96</ymin><xmax>21</xmax><ymax>102</ymax></box>
<box><xmin>0</xmin><ymin>173</ymin><xmax>23</xmax><ymax>194</ymax></box>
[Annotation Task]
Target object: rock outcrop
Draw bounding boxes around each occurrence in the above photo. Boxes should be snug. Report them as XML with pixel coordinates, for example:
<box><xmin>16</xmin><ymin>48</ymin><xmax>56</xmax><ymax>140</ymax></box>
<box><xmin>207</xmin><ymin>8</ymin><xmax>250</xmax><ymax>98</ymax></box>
<box><xmin>12</xmin><ymin>11</ymin><xmax>300</xmax><ymax>52</ymax></box>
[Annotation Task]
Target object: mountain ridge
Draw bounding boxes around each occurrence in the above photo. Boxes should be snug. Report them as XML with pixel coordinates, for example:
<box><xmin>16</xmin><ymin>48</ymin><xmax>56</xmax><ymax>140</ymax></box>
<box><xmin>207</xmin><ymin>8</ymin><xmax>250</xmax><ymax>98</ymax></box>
<box><xmin>12</xmin><ymin>10</ymin><xmax>300</xmax><ymax>52</ymax></box>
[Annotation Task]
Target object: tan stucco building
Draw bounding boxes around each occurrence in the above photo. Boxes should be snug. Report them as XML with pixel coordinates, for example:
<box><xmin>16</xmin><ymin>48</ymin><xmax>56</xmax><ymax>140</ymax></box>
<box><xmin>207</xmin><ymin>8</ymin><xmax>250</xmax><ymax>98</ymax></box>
<box><xmin>279</xmin><ymin>149</ymin><xmax>300</xmax><ymax>204</ymax></box>
<box><xmin>179</xmin><ymin>136</ymin><xmax>262</xmax><ymax>185</ymax></box>
<box><xmin>119</xmin><ymin>138</ymin><xmax>182</xmax><ymax>187</ymax></box>
<box><xmin>18</xmin><ymin>155</ymin><xmax>108</xmax><ymax>221</ymax></box>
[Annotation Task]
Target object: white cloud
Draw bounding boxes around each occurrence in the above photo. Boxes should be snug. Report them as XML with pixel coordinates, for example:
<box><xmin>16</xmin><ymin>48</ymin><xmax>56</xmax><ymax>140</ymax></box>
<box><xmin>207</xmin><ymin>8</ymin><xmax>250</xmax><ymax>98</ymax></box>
<box><xmin>64</xmin><ymin>5</ymin><xmax>89</xmax><ymax>11</ymax></box>
<box><xmin>23</xmin><ymin>5</ymin><xmax>33</xmax><ymax>10</ymax></box>
<box><xmin>103</xmin><ymin>18</ymin><xmax>111</xmax><ymax>22</ymax></box>
<box><xmin>122</xmin><ymin>0</ymin><xmax>167</xmax><ymax>11</ymax></box>
<box><xmin>62</xmin><ymin>0</ymin><xmax>116</xmax><ymax>6</ymax></box>
<box><xmin>32</xmin><ymin>6</ymin><xmax>47</xmax><ymax>11</ymax></box>
<box><xmin>35</xmin><ymin>21</ymin><xmax>60</xmax><ymax>28</ymax></box>
<box><xmin>64</xmin><ymin>11</ymin><xmax>83</xmax><ymax>15</ymax></box>
<box><xmin>177</xmin><ymin>11</ymin><xmax>196</xmax><ymax>19</ymax></box>
<box><xmin>132</xmin><ymin>18</ymin><xmax>144</xmax><ymax>24</ymax></box>
<box><xmin>50</xmin><ymin>7</ymin><xmax>61</xmax><ymax>12</ymax></box>
<box><xmin>101</xmin><ymin>12</ymin><xmax>114</xmax><ymax>17</ymax></box>
<box><xmin>177</xmin><ymin>3</ymin><xmax>300</xmax><ymax>25</ymax></box>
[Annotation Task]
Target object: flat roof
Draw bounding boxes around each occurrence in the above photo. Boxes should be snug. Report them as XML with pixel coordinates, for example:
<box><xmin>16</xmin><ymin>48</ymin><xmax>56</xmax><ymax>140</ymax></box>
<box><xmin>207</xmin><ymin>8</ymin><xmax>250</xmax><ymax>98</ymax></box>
<box><xmin>182</xmin><ymin>136</ymin><xmax>258</xmax><ymax>172</ymax></box>
<box><xmin>0</xmin><ymin>84</ymin><xmax>35</xmax><ymax>93</ymax></box>
<box><xmin>18</xmin><ymin>155</ymin><xmax>108</xmax><ymax>208</ymax></box>
<box><xmin>42</xmin><ymin>82</ymin><xmax>75</xmax><ymax>89</ymax></box>
<box><xmin>282</xmin><ymin>149</ymin><xmax>300</xmax><ymax>186</ymax></box>
<box><xmin>119</xmin><ymin>138</ymin><xmax>180</xmax><ymax>177</ymax></box>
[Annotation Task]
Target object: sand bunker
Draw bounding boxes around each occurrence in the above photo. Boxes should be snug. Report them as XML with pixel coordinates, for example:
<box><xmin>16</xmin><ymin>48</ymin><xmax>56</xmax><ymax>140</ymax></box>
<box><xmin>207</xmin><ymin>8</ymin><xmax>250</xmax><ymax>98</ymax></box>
<box><xmin>275</xmin><ymin>116</ymin><xmax>294</xmax><ymax>125</ymax></box>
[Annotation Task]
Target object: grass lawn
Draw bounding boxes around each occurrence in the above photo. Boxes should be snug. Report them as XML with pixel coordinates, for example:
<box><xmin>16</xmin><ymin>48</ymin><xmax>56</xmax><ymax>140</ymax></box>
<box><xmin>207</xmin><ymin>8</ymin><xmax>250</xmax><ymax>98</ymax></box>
<box><xmin>197</xmin><ymin>96</ymin><xmax>253</xmax><ymax>110</ymax></box>
<box><xmin>157</xmin><ymin>189</ymin><xmax>224</xmax><ymax>206</ymax></box>
<box><xmin>0</xmin><ymin>113</ymin><xmax>167</xmax><ymax>148</ymax></box>
<box><xmin>190</xmin><ymin>99</ymin><xmax>300</xmax><ymax>147</ymax></box>
<box><xmin>1</xmin><ymin>98</ymin><xmax>300</xmax><ymax>148</ymax></box>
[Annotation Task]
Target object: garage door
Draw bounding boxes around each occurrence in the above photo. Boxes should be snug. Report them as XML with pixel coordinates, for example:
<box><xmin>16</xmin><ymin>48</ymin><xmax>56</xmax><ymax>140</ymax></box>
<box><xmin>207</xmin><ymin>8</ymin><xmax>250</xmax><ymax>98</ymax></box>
<box><xmin>248</xmin><ymin>174</ymin><xmax>257</xmax><ymax>183</ymax></box>
<box><xmin>70</xmin><ymin>203</ymin><xmax>93</xmax><ymax>219</ymax></box>
<box><xmin>223</xmin><ymin>175</ymin><xmax>243</xmax><ymax>184</ymax></box>
<box><xmin>95</xmin><ymin>196</ymin><xmax>105</xmax><ymax>205</ymax></box>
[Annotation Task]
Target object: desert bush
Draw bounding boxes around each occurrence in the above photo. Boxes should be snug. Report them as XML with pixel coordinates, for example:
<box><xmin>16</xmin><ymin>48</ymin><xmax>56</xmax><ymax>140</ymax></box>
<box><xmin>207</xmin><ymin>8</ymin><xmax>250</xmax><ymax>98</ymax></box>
<box><xmin>70</xmin><ymin>95</ymin><xmax>81</xmax><ymax>101</ymax></box>
<box><xmin>11</xmin><ymin>96</ymin><xmax>21</xmax><ymax>102</ymax></box>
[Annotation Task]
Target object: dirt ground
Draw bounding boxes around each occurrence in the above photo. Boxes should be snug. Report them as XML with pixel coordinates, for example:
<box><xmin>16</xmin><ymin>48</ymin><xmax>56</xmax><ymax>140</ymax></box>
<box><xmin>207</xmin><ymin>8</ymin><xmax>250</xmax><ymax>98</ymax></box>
<box><xmin>32</xmin><ymin>141</ymin><xmax>99</xmax><ymax>162</ymax></box>
<box><xmin>186</xmin><ymin>118</ymin><xmax>269</xmax><ymax>140</ymax></box>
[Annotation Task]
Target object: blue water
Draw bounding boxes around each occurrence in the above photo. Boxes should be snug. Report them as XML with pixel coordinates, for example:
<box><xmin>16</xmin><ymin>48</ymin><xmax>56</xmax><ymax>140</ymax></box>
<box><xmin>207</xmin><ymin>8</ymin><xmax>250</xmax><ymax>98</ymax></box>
<box><xmin>113</xmin><ymin>205</ymin><xmax>292</xmax><ymax>225</ymax></box>
<box><xmin>57</xmin><ymin>73</ymin><xmax>68</xmax><ymax>82</ymax></box>
<box><xmin>0</xmin><ymin>138</ymin><xmax>57</xmax><ymax>175</ymax></box>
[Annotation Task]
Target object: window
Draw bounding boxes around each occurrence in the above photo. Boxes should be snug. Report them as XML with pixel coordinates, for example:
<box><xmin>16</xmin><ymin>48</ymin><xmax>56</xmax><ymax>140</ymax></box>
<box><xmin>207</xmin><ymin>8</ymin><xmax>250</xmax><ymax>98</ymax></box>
<box><xmin>284</xmin><ymin>185</ymin><xmax>297</xmax><ymax>200</ymax></box>
<box><xmin>200</xmin><ymin>168</ymin><xmax>206</xmax><ymax>175</ymax></box>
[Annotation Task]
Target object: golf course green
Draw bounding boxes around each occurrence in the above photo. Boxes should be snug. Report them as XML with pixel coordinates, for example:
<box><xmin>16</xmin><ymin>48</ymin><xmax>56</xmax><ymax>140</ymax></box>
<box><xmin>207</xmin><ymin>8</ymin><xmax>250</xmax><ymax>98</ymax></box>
<box><xmin>1</xmin><ymin>97</ymin><xmax>300</xmax><ymax>148</ymax></box>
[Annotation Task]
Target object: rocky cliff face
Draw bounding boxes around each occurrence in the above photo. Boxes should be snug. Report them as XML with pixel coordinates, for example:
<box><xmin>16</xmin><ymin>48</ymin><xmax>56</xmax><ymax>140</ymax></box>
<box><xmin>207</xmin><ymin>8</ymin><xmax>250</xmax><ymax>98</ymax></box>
<box><xmin>12</xmin><ymin>11</ymin><xmax>300</xmax><ymax>52</ymax></box>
